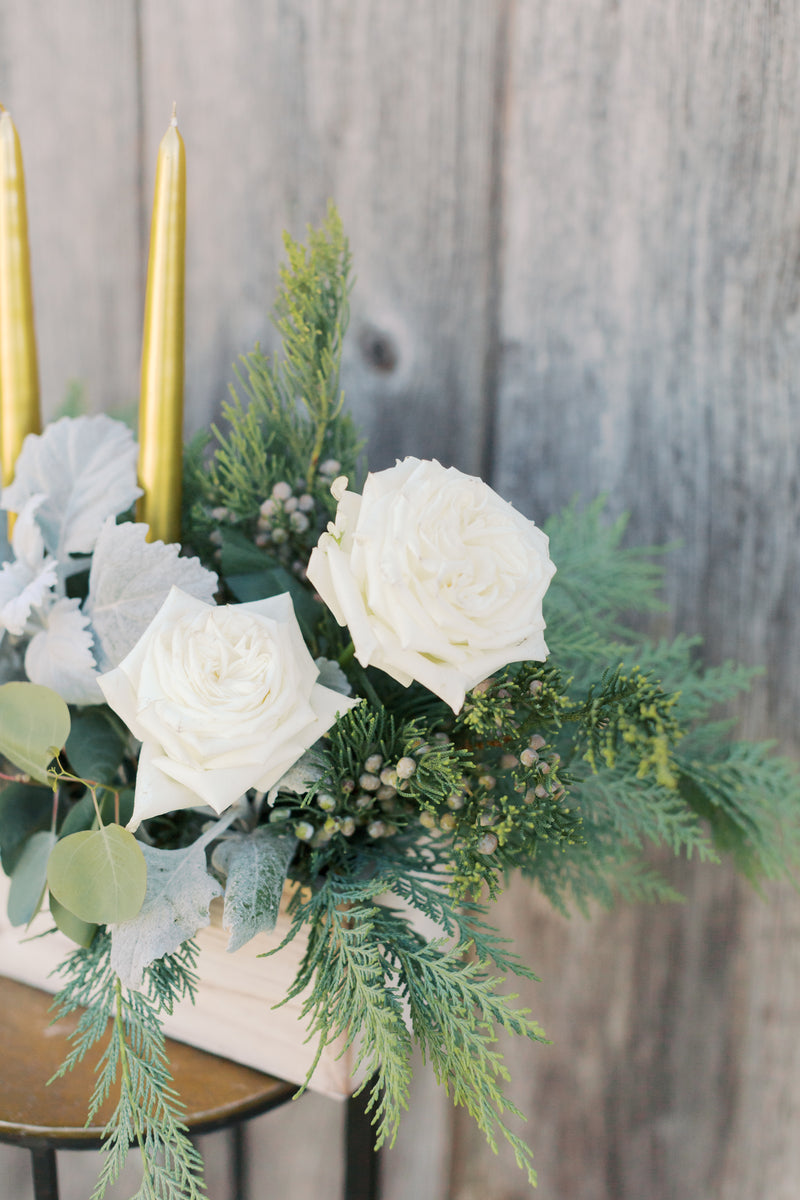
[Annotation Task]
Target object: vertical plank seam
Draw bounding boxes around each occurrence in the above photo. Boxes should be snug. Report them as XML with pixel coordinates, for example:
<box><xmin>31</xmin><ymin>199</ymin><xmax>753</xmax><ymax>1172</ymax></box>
<box><xmin>479</xmin><ymin>0</ymin><xmax>514</xmax><ymax>489</ymax></box>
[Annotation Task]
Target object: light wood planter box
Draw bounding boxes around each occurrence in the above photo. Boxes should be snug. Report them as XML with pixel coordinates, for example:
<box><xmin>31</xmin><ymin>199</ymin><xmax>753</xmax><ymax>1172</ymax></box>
<box><xmin>0</xmin><ymin>878</ymin><xmax>364</xmax><ymax>1100</ymax></box>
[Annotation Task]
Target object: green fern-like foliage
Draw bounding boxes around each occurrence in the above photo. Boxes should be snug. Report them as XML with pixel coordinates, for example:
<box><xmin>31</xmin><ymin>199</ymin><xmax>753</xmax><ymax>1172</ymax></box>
<box><xmin>503</xmin><ymin>500</ymin><xmax>800</xmax><ymax>914</ymax></box>
<box><xmin>183</xmin><ymin>202</ymin><xmax>363</xmax><ymax>577</ymax></box>
<box><xmin>49</xmin><ymin>934</ymin><xmax>206</xmax><ymax>1200</ymax></box>
<box><xmin>280</xmin><ymin>863</ymin><xmax>545</xmax><ymax>1186</ymax></box>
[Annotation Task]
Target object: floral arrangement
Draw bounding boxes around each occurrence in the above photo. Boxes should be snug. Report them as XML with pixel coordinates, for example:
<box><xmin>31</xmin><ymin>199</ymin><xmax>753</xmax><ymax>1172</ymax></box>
<box><xmin>2</xmin><ymin>183</ymin><xmax>800</xmax><ymax>1197</ymax></box>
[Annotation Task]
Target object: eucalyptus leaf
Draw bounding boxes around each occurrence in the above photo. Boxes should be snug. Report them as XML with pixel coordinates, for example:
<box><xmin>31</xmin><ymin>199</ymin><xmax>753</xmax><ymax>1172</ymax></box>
<box><xmin>0</xmin><ymin>682</ymin><xmax>70</xmax><ymax>782</ymax></box>
<box><xmin>7</xmin><ymin>829</ymin><xmax>56</xmax><ymax>926</ymax></box>
<box><xmin>219</xmin><ymin>528</ymin><xmax>274</xmax><ymax>575</ymax></box>
<box><xmin>0</xmin><ymin>782</ymin><xmax>52</xmax><ymax>874</ymax></box>
<box><xmin>47</xmin><ymin>824</ymin><xmax>146</xmax><ymax>924</ymax></box>
<box><xmin>66</xmin><ymin>707</ymin><xmax>127</xmax><ymax>784</ymax></box>
<box><xmin>214</xmin><ymin>827</ymin><xmax>297</xmax><ymax>952</ymax></box>
<box><xmin>224</xmin><ymin>568</ymin><xmax>284</xmax><ymax>604</ymax></box>
<box><xmin>109</xmin><ymin>812</ymin><xmax>236</xmax><ymax>990</ymax></box>
<box><xmin>50</xmin><ymin>892</ymin><xmax>97</xmax><ymax>948</ymax></box>
<box><xmin>219</xmin><ymin>529</ymin><xmax>319</xmax><ymax>634</ymax></box>
<box><xmin>57</xmin><ymin>793</ymin><xmax>96</xmax><ymax>838</ymax></box>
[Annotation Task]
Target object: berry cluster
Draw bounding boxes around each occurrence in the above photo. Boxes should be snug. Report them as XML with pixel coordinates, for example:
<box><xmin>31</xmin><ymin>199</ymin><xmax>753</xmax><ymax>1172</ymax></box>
<box><xmin>269</xmin><ymin>745</ymin><xmax>425</xmax><ymax>848</ymax></box>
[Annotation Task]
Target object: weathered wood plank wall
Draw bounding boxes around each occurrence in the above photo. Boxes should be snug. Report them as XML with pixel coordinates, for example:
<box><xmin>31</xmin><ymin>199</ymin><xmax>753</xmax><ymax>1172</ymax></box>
<box><xmin>1</xmin><ymin>2</ymin><xmax>800</xmax><ymax>1198</ymax></box>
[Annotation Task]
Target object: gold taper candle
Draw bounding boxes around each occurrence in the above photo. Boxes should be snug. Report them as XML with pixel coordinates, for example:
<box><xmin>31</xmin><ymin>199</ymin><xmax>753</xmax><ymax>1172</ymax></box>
<box><xmin>136</xmin><ymin>107</ymin><xmax>185</xmax><ymax>543</ymax></box>
<box><xmin>0</xmin><ymin>105</ymin><xmax>41</xmax><ymax>499</ymax></box>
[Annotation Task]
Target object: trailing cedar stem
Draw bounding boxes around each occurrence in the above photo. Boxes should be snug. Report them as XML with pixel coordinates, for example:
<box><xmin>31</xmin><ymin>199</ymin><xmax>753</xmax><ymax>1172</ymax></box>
<box><xmin>113</xmin><ymin>976</ymin><xmax>157</xmax><ymax>1200</ymax></box>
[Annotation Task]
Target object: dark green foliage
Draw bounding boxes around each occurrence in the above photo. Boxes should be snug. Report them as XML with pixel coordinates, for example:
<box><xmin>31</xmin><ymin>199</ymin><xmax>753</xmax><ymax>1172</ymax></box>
<box><xmin>0</xmin><ymin>781</ymin><xmax>52</xmax><ymax>874</ymax></box>
<box><xmin>65</xmin><ymin>707</ymin><xmax>129</xmax><ymax>785</ymax></box>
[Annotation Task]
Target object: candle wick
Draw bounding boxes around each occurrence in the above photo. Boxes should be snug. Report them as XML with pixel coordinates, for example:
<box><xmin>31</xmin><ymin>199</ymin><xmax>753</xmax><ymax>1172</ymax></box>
<box><xmin>171</xmin><ymin>101</ymin><xmax>178</xmax><ymax>125</ymax></box>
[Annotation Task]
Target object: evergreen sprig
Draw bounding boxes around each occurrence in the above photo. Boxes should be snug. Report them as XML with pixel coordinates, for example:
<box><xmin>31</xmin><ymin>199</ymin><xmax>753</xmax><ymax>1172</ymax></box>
<box><xmin>677</xmin><ymin>739</ymin><xmax>800</xmax><ymax>885</ymax></box>
<box><xmin>543</xmin><ymin>498</ymin><xmax>669</xmax><ymax>645</ymax></box>
<box><xmin>49</xmin><ymin>933</ymin><xmax>205</xmax><ymax>1200</ymax></box>
<box><xmin>183</xmin><ymin>203</ymin><xmax>362</xmax><ymax>576</ymax></box>
<box><xmin>280</xmin><ymin>866</ymin><xmax>545</xmax><ymax>1182</ymax></box>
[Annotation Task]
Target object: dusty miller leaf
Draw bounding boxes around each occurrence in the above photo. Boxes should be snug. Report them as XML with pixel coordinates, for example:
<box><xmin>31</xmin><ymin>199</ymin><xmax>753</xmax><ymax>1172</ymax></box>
<box><xmin>266</xmin><ymin>750</ymin><xmax>322</xmax><ymax>805</ymax></box>
<box><xmin>0</xmin><ymin>496</ymin><xmax>58</xmax><ymax>636</ymax></box>
<box><xmin>85</xmin><ymin>520</ymin><xmax>218</xmax><ymax>671</ymax></box>
<box><xmin>24</xmin><ymin>597</ymin><xmax>103</xmax><ymax>705</ymax></box>
<box><xmin>1</xmin><ymin>415</ymin><xmax>141</xmax><ymax>558</ymax></box>
<box><xmin>213</xmin><ymin>827</ymin><xmax>297</xmax><ymax>952</ymax></box>
<box><xmin>314</xmin><ymin>656</ymin><xmax>352</xmax><ymax>695</ymax></box>
<box><xmin>109</xmin><ymin>813</ymin><xmax>235</xmax><ymax>989</ymax></box>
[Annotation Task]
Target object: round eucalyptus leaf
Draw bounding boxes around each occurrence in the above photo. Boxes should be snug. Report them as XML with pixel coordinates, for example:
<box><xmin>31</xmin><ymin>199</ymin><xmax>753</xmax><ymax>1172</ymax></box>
<box><xmin>0</xmin><ymin>682</ymin><xmax>71</xmax><ymax>782</ymax></box>
<box><xmin>7</xmin><ymin>829</ymin><xmax>57</xmax><ymax>927</ymax></box>
<box><xmin>49</xmin><ymin>892</ymin><xmax>97</xmax><ymax>948</ymax></box>
<box><xmin>47</xmin><ymin>825</ymin><xmax>147</xmax><ymax>924</ymax></box>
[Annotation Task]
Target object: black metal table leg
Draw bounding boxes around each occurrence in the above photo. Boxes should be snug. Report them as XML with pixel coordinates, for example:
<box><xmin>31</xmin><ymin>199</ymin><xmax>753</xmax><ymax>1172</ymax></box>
<box><xmin>344</xmin><ymin>1088</ymin><xmax>380</xmax><ymax>1200</ymax></box>
<box><xmin>231</xmin><ymin>1123</ymin><xmax>248</xmax><ymax>1200</ymax></box>
<box><xmin>30</xmin><ymin>1146</ymin><xmax>59</xmax><ymax>1200</ymax></box>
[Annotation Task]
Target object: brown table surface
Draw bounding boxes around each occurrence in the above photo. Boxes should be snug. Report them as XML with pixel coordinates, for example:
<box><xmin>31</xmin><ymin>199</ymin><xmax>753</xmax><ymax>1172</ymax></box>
<box><xmin>0</xmin><ymin>975</ymin><xmax>297</xmax><ymax>1148</ymax></box>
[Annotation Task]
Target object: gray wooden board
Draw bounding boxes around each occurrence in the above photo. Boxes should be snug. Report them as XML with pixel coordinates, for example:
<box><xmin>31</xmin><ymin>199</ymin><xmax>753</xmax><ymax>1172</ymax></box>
<box><xmin>138</xmin><ymin>0</ymin><xmax>497</xmax><ymax>467</ymax></box>
<box><xmin>0</xmin><ymin>3</ymin><xmax>142</xmax><ymax>423</ymax></box>
<box><xmin>1</xmin><ymin>1</ymin><xmax>800</xmax><ymax>1197</ymax></box>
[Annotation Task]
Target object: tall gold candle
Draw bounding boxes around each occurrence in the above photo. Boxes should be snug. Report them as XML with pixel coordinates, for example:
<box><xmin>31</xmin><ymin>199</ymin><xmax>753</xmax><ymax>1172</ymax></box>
<box><xmin>0</xmin><ymin>105</ymin><xmax>41</xmax><ymax>499</ymax></box>
<box><xmin>136</xmin><ymin>108</ymin><xmax>185</xmax><ymax>544</ymax></box>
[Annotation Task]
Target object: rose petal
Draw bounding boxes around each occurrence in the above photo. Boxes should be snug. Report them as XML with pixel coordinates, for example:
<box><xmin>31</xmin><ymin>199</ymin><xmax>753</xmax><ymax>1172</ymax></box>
<box><xmin>307</xmin><ymin>458</ymin><xmax>555</xmax><ymax>712</ymax></box>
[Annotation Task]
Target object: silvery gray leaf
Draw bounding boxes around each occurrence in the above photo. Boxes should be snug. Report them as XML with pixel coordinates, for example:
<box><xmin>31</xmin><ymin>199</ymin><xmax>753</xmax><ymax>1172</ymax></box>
<box><xmin>1</xmin><ymin>415</ymin><xmax>141</xmax><ymax>558</ymax></box>
<box><xmin>215</xmin><ymin>827</ymin><xmax>297</xmax><ymax>953</ymax></box>
<box><xmin>109</xmin><ymin>819</ymin><xmax>227</xmax><ymax>990</ymax></box>
<box><xmin>85</xmin><ymin>520</ymin><xmax>218</xmax><ymax>671</ymax></box>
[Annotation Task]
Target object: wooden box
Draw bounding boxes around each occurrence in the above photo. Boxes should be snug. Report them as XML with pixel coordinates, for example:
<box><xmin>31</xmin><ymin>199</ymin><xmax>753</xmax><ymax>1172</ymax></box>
<box><xmin>0</xmin><ymin>878</ymin><xmax>364</xmax><ymax>1099</ymax></box>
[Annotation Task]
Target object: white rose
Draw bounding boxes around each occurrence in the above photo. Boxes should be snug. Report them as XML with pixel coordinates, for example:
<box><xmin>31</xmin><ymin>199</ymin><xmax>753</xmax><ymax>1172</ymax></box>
<box><xmin>98</xmin><ymin>586</ymin><xmax>358</xmax><ymax>830</ymax></box>
<box><xmin>307</xmin><ymin>457</ymin><xmax>556</xmax><ymax>713</ymax></box>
